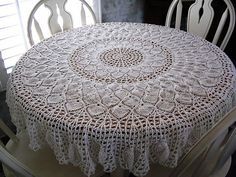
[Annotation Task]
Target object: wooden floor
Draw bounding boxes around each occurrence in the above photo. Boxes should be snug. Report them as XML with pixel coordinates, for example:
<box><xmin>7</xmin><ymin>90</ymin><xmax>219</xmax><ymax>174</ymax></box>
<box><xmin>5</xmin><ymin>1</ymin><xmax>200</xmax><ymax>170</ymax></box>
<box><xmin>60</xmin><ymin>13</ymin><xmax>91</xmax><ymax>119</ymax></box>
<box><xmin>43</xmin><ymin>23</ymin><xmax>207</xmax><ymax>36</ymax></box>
<box><xmin>0</xmin><ymin>91</ymin><xmax>236</xmax><ymax>177</ymax></box>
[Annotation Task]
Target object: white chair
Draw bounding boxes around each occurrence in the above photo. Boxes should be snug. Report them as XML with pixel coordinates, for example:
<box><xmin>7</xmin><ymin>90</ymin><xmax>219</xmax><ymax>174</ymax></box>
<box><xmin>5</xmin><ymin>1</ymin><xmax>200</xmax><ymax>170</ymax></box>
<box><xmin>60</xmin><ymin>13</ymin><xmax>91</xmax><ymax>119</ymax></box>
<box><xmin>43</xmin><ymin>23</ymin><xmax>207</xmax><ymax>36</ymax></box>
<box><xmin>0</xmin><ymin>119</ymin><xmax>105</xmax><ymax>177</ymax></box>
<box><xmin>27</xmin><ymin>0</ymin><xmax>97</xmax><ymax>45</ymax></box>
<box><xmin>165</xmin><ymin>0</ymin><xmax>235</xmax><ymax>50</ymax></box>
<box><xmin>144</xmin><ymin>106</ymin><xmax>236</xmax><ymax>177</ymax></box>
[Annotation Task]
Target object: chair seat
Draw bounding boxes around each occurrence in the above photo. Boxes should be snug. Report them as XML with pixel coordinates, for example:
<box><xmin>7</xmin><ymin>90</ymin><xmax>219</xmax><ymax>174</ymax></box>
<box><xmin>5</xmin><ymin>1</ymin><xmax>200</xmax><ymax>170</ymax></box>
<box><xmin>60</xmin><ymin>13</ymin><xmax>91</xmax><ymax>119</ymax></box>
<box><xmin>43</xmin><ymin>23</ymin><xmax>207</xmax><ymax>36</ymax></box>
<box><xmin>3</xmin><ymin>131</ymin><xmax>104</xmax><ymax>177</ymax></box>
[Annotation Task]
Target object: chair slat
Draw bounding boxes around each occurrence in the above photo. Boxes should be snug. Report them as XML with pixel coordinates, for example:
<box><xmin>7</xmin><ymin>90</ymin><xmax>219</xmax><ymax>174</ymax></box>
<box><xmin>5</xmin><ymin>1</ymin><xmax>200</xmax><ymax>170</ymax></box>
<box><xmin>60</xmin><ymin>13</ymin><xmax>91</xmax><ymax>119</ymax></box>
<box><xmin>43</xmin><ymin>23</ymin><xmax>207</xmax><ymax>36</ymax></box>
<box><xmin>187</xmin><ymin>0</ymin><xmax>214</xmax><ymax>38</ymax></box>
<box><xmin>0</xmin><ymin>119</ymin><xmax>18</xmax><ymax>143</ymax></box>
<box><xmin>212</xmin><ymin>8</ymin><xmax>228</xmax><ymax>45</ymax></box>
<box><xmin>57</xmin><ymin>0</ymin><xmax>73</xmax><ymax>30</ymax></box>
<box><xmin>219</xmin><ymin>0</ymin><xmax>235</xmax><ymax>50</ymax></box>
<box><xmin>175</xmin><ymin>0</ymin><xmax>183</xmax><ymax>29</ymax></box>
<box><xmin>166</xmin><ymin>0</ymin><xmax>179</xmax><ymax>27</ymax></box>
<box><xmin>44</xmin><ymin>0</ymin><xmax>62</xmax><ymax>34</ymax></box>
<box><xmin>33</xmin><ymin>17</ymin><xmax>44</xmax><ymax>41</ymax></box>
<box><xmin>80</xmin><ymin>0</ymin><xmax>97</xmax><ymax>24</ymax></box>
<box><xmin>0</xmin><ymin>143</ymin><xmax>36</xmax><ymax>177</ymax></box>
<box><xmin>81</xmin><ymin>3</ymin><xmax>86</xmax><ymax>25</ymax></box>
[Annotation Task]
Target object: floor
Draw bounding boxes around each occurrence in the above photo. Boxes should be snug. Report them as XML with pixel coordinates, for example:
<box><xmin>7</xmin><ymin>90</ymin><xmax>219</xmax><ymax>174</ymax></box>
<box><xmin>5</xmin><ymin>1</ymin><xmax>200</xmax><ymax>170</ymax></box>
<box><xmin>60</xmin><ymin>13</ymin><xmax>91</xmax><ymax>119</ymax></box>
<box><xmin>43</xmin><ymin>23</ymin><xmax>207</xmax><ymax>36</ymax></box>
<box><xmin>0</xmin><ymin>90</ymin><xmax>236</xmax><ymax>177</ymax></box>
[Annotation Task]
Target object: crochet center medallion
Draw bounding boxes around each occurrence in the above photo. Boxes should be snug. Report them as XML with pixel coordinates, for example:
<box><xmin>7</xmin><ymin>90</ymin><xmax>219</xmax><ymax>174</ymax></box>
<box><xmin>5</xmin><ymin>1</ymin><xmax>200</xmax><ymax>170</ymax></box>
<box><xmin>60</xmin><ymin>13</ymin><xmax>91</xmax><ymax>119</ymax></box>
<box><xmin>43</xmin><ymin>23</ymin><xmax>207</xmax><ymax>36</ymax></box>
<box><xmin>69</xmin><ymin>37</ymin><xmax>173</xmax><ymax>83</ymax></box>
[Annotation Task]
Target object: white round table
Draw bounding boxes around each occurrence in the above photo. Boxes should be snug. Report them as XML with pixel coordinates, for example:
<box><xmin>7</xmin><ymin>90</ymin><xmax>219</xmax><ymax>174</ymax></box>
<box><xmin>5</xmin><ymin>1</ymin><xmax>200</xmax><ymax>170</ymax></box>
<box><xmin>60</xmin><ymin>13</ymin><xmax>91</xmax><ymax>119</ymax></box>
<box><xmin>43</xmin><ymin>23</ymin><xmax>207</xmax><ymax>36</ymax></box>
<box><xmin>7</xmin><ymin>22</ymin><xmax>236</xmax><ymax>176</ymax></box>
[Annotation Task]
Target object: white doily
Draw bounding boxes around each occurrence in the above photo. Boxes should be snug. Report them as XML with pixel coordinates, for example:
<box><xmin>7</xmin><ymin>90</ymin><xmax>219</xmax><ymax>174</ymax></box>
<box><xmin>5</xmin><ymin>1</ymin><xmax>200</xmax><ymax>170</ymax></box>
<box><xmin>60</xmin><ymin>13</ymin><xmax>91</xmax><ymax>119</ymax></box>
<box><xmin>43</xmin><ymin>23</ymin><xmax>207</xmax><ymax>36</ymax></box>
<box><xmin>6</xmin><ymin>22</ymin><xmax>236</xmax><ymax>176</ymax></box>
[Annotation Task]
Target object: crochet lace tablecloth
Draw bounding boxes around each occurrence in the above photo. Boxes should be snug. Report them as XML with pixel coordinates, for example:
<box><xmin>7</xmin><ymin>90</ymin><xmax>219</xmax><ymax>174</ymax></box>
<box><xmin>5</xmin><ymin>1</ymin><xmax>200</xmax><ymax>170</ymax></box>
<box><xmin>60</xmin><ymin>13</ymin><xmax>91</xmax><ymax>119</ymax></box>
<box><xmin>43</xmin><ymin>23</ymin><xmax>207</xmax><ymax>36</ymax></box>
<box><xmin>6</xmin><ymin>22</ymin><xmax>236</xmax><ymax>176</ymax></box>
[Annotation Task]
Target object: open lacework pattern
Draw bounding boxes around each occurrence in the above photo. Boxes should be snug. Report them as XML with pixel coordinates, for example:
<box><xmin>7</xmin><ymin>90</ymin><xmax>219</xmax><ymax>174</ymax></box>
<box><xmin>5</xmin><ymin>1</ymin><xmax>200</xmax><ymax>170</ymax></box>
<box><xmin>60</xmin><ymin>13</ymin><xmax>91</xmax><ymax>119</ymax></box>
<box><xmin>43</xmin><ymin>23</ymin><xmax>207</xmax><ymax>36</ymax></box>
<box><xmin>6</xmin><ymin>23</ymin><xmax>236</xmax><ymax>176</ymax></box>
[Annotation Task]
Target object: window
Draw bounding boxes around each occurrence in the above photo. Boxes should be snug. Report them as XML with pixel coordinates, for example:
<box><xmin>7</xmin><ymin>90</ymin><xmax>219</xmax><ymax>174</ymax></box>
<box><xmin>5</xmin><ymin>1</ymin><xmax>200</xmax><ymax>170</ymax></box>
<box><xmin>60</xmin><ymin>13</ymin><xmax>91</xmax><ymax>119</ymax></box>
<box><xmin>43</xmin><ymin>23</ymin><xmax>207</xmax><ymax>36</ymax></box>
<box><xmin>0</xmin><ymin>0</ymin><xmax>27</xmax><ymax>74</ymax></box>
<box><xmin>0</xmin><ymin>0</ymin><xmax>101</xmax><ymax>91</ymax></box>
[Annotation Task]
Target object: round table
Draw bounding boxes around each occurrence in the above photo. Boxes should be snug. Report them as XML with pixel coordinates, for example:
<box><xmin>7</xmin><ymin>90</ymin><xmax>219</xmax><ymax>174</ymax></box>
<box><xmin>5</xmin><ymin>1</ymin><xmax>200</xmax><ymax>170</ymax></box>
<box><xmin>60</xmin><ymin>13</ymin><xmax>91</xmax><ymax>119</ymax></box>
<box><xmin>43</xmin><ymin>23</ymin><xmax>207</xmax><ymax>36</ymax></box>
<box><xmin>7</xmin><ymin>22</ymin><xmax>236</xmax><ymax>176</ymax></box>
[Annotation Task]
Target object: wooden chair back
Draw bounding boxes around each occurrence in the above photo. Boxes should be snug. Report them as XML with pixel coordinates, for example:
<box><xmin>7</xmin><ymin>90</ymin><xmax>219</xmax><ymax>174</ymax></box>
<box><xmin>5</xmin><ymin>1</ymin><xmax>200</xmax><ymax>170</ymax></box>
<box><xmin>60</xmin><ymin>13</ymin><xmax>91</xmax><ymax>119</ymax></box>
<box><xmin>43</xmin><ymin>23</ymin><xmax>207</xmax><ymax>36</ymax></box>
<box><xmin>165</xmin><ymin>0</ymin><xmax>235</xmax><ymax>50</ymax></box>
<box><xmin>146</xmin><ymin>107</ymin><xmax>236</xmax><ymax>177</ymax></box>
<box><xmin>171</xmin><ymin>106</ymin><xmax>236</xmax><ymax>177</ymax></box>
<box><xmin>27</xmin><ymin>0</ymin><xmax>97</xmax><ymax>45</ymax></box>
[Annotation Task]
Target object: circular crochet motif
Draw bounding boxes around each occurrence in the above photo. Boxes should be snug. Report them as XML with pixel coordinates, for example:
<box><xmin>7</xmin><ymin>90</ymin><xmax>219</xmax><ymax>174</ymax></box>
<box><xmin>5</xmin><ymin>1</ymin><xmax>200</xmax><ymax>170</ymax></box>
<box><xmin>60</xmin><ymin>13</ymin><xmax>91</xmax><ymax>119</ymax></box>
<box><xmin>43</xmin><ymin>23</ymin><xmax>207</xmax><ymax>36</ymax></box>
<box><xmin>69</xmin><ymin>37</ymin><xmax>173</xmax><ymax>83</ymax></box>
<box><xmin>99</xmin><ymin>48</ymin><xmax>143</xmax><ymax>67</ymax></box>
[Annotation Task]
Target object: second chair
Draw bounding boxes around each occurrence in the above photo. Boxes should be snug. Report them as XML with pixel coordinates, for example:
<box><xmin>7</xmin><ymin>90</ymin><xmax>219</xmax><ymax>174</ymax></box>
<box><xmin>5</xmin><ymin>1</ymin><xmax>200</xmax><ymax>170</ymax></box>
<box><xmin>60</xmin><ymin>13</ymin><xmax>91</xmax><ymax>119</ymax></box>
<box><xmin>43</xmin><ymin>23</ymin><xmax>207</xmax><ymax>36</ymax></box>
<box><xmin>165</xmin><ymin>0</ymin><xmax>235</xmax><ymax>50</ymax></box>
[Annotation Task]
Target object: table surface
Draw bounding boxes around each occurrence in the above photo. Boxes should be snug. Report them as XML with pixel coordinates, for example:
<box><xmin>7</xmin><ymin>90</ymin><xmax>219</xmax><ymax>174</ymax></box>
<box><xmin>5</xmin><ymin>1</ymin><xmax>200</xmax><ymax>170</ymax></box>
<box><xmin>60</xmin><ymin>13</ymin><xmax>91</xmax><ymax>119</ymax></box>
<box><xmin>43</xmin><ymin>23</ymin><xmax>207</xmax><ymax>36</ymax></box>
<box><xmin>6</xmin><ymin>22</ymin><xmax>236</xmax><ymax>176</ymax></box>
